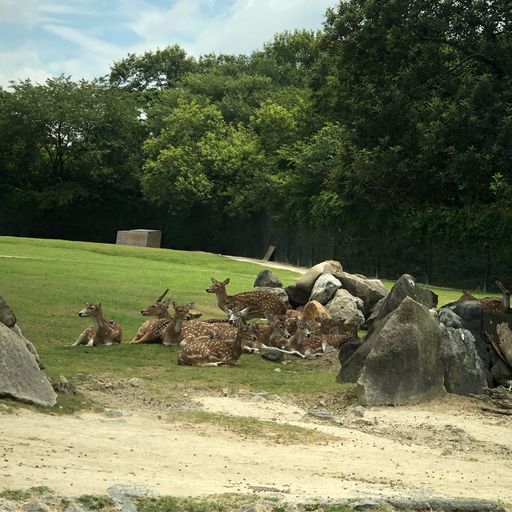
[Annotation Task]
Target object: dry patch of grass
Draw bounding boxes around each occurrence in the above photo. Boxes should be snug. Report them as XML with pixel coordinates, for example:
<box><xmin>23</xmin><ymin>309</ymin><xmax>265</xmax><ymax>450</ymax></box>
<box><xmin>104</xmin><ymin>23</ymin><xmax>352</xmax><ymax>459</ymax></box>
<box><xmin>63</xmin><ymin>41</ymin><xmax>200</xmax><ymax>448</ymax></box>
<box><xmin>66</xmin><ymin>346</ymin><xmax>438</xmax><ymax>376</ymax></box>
<box><xmin>166</xmin><ymin>410</ymin><xmax>333</xmax><ymax>444</ymax></box>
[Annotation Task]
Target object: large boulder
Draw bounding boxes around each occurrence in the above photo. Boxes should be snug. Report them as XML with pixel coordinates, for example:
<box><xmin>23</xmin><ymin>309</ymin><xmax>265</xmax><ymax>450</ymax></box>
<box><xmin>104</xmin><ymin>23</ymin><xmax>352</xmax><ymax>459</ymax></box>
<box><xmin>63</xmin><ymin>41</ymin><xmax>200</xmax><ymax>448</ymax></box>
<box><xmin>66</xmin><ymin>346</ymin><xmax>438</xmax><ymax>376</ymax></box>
<box><xmin>295</xmin><ymin>260</ymin><xmax>343</xmax><ymax>293</ymax></box>
<box><xmin>285</xmin><ymin>284</ymin><xmax>310</xmax><ymax>308</ymax></box>
<box><xmin>356</xmin><ymin>297</ymin><xmax>446</xmax><ymax>405</ymax></box>
<box><xmin>309</xmin><ymin>273</ymin><xmax>341</xmax><ymax>305</ymax></box>
<box><xmin>254</xmin><ymin>270</ymin><xmax>282</xmax><ymax>288</ymax></box>
<box><xmin>439</xmin><ymin>324</ymin><xmax>489</xmax><ymax>395</ymax></box>
<box><xmin>325</xmin><ymin>289</ymin><xmax>365</xmax><ymax>330</ymax></box>
<box><xmin>334</xmin><ymin>272</ymin><xmax>387</xmax><ymax>317</ymax></box>
<box><xmin>368</xmin><ymin>274</ymin><xmax>438</xmax><ymax>331</ymax></box>
<box><xmin>0</xmin><ymin>292</ymin><xmax>16</xmax><ymax>328</ymax></box>
<box><xmin>0</xmin><ymin>322</ymin><xmax>57</xmax><ymax>407</ymax></box>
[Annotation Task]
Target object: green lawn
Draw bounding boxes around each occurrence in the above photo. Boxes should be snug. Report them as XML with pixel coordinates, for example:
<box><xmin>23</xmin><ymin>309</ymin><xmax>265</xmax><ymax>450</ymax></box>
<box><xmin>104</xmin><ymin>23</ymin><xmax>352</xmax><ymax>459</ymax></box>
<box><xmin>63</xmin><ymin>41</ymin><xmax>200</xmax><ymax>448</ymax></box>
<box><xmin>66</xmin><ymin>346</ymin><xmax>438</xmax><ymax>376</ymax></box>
<box><xmin>0</xmin><ymin>236</ymin><xmax>494</xmax><ymax>398</ymax></box>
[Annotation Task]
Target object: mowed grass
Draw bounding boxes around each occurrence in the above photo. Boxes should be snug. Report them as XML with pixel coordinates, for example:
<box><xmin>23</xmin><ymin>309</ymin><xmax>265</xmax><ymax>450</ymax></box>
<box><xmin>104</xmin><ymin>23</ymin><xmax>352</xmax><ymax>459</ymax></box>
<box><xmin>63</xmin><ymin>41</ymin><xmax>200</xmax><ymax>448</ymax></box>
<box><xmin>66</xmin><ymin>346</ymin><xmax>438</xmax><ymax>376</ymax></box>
<box><xmin>0</xmin><ymin>236</ymin><xmax>335</xmax><ymax>395</ymax></box>
<box><xmin>0</xmin><ymin>236</ymin><xmax>495</xmax><ymax>399</ymax></box>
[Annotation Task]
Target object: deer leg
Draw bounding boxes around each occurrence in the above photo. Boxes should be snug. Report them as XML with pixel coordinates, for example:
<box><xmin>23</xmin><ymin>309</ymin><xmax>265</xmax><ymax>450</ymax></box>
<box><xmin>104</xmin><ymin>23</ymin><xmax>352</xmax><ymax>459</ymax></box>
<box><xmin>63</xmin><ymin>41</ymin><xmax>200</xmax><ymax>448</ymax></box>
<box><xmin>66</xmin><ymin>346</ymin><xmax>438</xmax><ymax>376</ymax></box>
<box><xmin>130</xmin><ymin>331</ymin><xmax>158</xmax><ymax>344</ymax></box>
<box><xmin>73</xmin><ymin>333</ymin><xmax>89</xmax><ymax>347</ymax></box>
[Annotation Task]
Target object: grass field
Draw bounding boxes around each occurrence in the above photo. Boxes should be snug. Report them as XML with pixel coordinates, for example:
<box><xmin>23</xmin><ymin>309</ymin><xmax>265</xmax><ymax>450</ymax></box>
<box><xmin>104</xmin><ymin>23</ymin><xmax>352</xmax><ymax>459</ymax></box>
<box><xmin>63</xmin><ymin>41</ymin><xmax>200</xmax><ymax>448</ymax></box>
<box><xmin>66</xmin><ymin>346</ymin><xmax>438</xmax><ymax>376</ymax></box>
<box><xmin>0</xmin><ymin>236</ymin><xmax>494</xmax><ymax>399</ymax></box>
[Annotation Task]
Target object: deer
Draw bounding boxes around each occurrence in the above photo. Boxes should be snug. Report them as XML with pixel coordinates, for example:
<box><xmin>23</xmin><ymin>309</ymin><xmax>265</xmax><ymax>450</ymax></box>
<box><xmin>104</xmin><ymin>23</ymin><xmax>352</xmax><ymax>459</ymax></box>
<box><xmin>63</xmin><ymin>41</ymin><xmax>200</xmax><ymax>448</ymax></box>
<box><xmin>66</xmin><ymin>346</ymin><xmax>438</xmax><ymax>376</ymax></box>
<box><xmin>206</xmin><ymin>277</ymin><xmax>287</xmax><ymax>319</ymax></box>
<box><xmin>306</xmin><ymin>317</ymin><xmax>359</xmax><ymax>351</ymax></box>
<box><xmin>458</xmin><ymin>281</ymin><xmax>511</xmax><ymax>314</ymax></box>
<box><xmin>129</xmin><ymin>301</ymin><xmax>192</xmax><ymax>345</ymax></box>
<box><xmin>73</xmin><ymin>303</ymin><xmax>122</xmax><ymax>346</ymax></box>
<box><xmin>177</xmin><ymin>322</ymin><xmax>258</xmax><ymax>367</ymax></box>
<box><xmin>130</xmin><ymin>289</ymin><xmax>172</xmax><ymax>344</ymax></box>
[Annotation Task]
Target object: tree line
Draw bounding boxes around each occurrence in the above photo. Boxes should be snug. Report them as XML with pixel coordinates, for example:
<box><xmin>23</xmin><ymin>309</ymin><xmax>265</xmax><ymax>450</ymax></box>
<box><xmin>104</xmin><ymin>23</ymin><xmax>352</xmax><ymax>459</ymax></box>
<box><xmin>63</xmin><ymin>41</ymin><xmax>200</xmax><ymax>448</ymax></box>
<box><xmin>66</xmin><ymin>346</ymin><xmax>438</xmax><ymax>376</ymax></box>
<box><xmin>1</xmin><ymin>0</ymin><xmax>511</xmax><ymax>290</ymax></box>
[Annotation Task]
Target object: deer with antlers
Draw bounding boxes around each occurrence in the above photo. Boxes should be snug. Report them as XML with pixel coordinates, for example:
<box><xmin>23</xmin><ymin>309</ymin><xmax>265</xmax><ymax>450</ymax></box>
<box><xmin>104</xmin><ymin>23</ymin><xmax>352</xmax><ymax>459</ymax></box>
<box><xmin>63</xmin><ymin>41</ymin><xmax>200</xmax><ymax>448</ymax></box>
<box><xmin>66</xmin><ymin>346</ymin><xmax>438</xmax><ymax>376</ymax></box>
<box><xmin>206</xmin><ymin>277</ymin><xmax>287</xmax><ymax>319</ymax></box>
<box><xmin>130</xmin><ymin>289</ymin><xmax>172</xmax><ymax>344</ymax></box>
<box><xmin>73</xmin><ymin>303</ymin><xmax>122</xmax><ymax>346</ymax></box>
<box><xmin>177</xmin><ymin>322</ymin><xmax>258</xmax><ymax>367</ymax></box>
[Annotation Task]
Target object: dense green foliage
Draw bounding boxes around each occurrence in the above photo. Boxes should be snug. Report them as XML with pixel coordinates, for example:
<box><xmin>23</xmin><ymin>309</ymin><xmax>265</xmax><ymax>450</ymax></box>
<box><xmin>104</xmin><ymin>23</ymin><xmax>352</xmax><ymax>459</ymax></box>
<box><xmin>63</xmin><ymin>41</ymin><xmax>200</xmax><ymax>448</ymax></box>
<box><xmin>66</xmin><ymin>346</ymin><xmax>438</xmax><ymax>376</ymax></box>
<box><xmin>1</xmin><ymin>0</ymin><xmax>511</xmax><ymax>289</ymax></box>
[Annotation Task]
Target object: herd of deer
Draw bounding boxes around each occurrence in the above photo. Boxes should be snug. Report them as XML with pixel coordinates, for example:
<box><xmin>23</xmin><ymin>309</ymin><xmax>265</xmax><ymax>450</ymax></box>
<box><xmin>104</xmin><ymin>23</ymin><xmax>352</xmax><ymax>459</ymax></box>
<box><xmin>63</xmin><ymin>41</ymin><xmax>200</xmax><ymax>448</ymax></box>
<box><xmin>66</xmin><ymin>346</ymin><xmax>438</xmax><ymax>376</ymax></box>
<box><xmin>73</xmin><ymin>278</ymin><xmax>357</xmax><ymax>367</ymax></box>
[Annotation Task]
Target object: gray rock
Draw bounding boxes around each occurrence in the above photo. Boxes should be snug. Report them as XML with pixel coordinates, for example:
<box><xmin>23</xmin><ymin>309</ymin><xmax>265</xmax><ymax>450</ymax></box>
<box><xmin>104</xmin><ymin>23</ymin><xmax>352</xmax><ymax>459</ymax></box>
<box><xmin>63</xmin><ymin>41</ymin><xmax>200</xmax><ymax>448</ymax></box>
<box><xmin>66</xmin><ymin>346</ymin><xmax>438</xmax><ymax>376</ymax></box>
<box><xmin>254</xmin><ymin>269</ymin><xmax>282</xmax><ymax>288</ymax></box>
<box><xmin>260</xmin><ymin>346</ymin><xmax>285</xmax><ymax>363</ymax></box>
<box><xmin>285</xmin><ymin>285</ymin><xmax>310</xmax><ymax>308</ymax></box>
<box><xmin>296</xmin><ymin>260</ymin><xmax>343</xmax><ymax>293</ymax></box>
<box><xmin>0</xmin><ymin>292</ymin><xmax>16</xmax><ymax>328</ymax></box>
<box><xmin>128</xmin><ymin>377</ymin><xmax>145</xmax><ymax>388</ymax></box>
<box><xmin>355</xmin><ymin>297</ymin><xmax>446</xmax><ymax>405</ymax></box>
<box><xmin>352</xmin><ymin>405</ymin><xmax>365</xmax><ymax>417</ymax></box>
<box><xmin>0</xmin><ymin>322</ymin><xmax>56</xmax><ymax>406</ymax></box>
<box><xmin>369</xmin><ymin>274</ymin><xmax>438</xmax><ymax>331</ymax></box>
<box><xmin>440</xmin><ymin>325</ymin><xmax>489</xmax><ymax>395</ymax></box>
<box><xmin>52</xmin><ymin>376</ymin><xmax>78</xmax><ymax>395</ymax></box>
<box><xmin>325</xmin><ymin>289</ymin><xmax>365</xmax><ymax>330</ymax></box>
<box><xmin>25</xmin><ymin>501</ymin><xmax>51</xmax><ymax>512</ymax></box>
<box><xmin>103</xmin><ymin>409</ymin><xmax>123</xmax><ymax>417</ymax></box>
<box><xmin>309</xmin><ymin>273</ymin><xmax>341</xmax><ymax>305</ymax></box>
<box><xmin>308</xmin><ymin>409</ymin><xmax>333</xmax><ymax>420</ymax></box>
<box><xmin>334</xmin><ymin>272</ymin><xmax>387</xmax><ymax>317</ymax></box>
<box><xmin>439</xmin><ymin>308</ymin><xmax>463</xmax><ymax>329</ymax></box>
<box><xmin>107</xmin><ymin>484</ymin><xmax>155</xmax><ymax>512</ymax></box>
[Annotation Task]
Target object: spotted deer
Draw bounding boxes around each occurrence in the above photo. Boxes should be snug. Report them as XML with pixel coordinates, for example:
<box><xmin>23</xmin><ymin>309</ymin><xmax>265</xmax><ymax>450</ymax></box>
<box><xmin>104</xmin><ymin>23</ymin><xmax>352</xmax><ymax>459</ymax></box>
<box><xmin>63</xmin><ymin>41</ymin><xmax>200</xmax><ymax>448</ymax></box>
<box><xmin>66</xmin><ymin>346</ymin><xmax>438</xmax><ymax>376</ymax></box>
<box><xmin>306</xmin><ymin>317</ymin><xmax>358</xmax><ymax>351</ymax></box>
<box><xmin>130</xmin><ymin>289</ymin><xmax>171</xmax><ymax>344</ymax></box>
<box><xmin>458</xmin><ymin>281</ymin><xmax>511</xmax><ymax>314</ymax></box>
<box><xmin>206</xmin><ymin>278</ymin><xmax>287</xmax><ymax>319</ymax></box>
<box><xmin>129</xmin><ymin>301</ymin><xmax>191</xmax><ymax>345</ymax></box>
<box><xmin>255</xmin><ymin>314</ymin><xmax>290</xmax><ymax>349</ymax></box>
<box><xmin>73</xmin><ymin>303</ymin><xmax>122</xmax><ymax>346</ymax></box>
<box><xmin>177</xmin><ymin>323</ymin><xmax>258</xmax><ymax>367</ymax></box>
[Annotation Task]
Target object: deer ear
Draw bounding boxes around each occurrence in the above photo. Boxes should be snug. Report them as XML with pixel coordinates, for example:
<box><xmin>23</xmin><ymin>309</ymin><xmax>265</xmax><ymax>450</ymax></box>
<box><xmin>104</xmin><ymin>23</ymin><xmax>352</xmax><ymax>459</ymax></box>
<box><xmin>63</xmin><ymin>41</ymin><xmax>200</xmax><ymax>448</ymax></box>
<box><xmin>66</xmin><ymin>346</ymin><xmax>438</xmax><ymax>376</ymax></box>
<box><xmin>186</xmin><ymin>303</ymin><xmax>194</xmax><ymax>308</ymax></box>
<box><xmin>172</xmin><ymin>301</ymin><xmax>177</xmax><ymax>308</ymax></box>
<box><xmin>210</xmin><ymin>277</ymin><xmax>215</xmax><ymax>283</ymax></box>
<box><xmin>223</xmin><ymin>278</ymin><xmax>230</xmax><ymax>285</ymax></box>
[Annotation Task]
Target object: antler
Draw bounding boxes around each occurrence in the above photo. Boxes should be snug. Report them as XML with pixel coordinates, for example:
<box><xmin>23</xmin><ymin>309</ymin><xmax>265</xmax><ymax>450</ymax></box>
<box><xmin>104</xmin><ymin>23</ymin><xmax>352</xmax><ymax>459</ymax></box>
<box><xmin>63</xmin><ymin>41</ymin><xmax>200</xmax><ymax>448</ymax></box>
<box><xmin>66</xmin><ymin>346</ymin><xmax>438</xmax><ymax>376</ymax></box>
<box><xmin>156</xmin><ymin>288</ymin><xmax>170</xmax><ymax>302</ymax></box>
<box><xmin>496</xmin><ymin>281</ymin><xmax>510</xmax><ymax>293</ymax></box>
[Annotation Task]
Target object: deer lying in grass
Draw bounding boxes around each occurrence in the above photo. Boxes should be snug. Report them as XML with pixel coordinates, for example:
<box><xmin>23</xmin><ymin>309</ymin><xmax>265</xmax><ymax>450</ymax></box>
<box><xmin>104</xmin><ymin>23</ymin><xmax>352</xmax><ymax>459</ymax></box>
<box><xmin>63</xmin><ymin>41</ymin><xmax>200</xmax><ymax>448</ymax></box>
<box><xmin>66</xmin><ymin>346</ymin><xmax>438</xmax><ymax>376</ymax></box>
<box><xmin>177</xmin><ymin>322</ymin><xmax>258</xmax><ymax>367</ymax></box>
<box><xmin>459</xmin><ymin>281</ymin><xmax>511</xmax><ymax>314</ymax></box>
<box><xmin>206</xmin><ymin>277</ymin><xmax>287</xmax><ymax>319</ymax></box>
<box><xmin>305</xmin><ymin>317</ymin><xmax>359</xmax><ymax>352</ymax></box>
<box><xmin>73</xmin><ymin>303</ymin><xmax>122</xmax><ymax>346</ymax></box>
<box><xmin>130</xmin><ymin>301</ymin><xmax>192</xmax><ymax>345</ymax></box>
<box><xmin>130</xmin><ymin>289</ymin><xmax>171</xmax><ymax>344</ymax></box>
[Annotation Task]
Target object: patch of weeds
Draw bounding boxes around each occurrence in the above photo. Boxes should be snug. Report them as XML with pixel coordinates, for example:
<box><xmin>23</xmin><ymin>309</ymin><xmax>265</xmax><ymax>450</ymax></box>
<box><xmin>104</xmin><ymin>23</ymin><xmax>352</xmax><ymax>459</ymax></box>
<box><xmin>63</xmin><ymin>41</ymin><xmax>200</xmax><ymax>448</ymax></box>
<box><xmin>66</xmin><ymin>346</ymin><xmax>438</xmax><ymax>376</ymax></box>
<box><xmin>0</xmin><ymin>486</ymin><xmax>53</xmax><ymax>501</ymax></box>
<box><xmin>76</xmin><ymin>494</ymin><xmax>116</xmax><ymax>510</ymax></box>
<box><xmin>166</xmin><ymin>410</ymin><xmax>332</xmax><ymax>444</ymax></box>
<box><xmin>137</xmin><ymin>494</ymin><xmax>256</xmax><ymax>512</ymax></box>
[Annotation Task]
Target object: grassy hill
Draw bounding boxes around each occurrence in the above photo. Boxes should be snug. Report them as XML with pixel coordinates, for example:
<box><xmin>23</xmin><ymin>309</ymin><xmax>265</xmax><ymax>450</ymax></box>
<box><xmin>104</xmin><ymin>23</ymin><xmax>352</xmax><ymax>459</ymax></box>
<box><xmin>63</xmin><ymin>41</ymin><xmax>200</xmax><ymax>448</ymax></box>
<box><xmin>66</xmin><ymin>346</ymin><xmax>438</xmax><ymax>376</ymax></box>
<box><xmin>0</xmin><ymin>236</ymin><xmax>492</xmax><ymax>400</ymax></box>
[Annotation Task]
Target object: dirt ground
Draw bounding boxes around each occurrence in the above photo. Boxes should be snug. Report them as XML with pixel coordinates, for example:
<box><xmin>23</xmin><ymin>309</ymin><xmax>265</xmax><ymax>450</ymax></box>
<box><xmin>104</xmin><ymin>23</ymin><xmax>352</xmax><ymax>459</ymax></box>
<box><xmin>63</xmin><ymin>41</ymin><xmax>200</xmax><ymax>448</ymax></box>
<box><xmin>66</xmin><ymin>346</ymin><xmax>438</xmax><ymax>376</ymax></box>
<box><xmin>1</xmin><ymin>381</ymin><xmax>511</xmax><ymax>508</ymax></box>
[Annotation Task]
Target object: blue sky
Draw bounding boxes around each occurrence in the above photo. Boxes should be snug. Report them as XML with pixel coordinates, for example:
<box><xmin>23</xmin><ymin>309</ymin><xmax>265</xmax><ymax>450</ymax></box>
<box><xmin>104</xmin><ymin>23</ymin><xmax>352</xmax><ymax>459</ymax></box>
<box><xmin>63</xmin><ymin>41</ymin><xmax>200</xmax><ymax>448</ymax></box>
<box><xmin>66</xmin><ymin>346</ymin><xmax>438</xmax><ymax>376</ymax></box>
<box><xmin>0</xmin><ymin>0</ymin><xmax>337</xmax><ymax>87</ymax></box>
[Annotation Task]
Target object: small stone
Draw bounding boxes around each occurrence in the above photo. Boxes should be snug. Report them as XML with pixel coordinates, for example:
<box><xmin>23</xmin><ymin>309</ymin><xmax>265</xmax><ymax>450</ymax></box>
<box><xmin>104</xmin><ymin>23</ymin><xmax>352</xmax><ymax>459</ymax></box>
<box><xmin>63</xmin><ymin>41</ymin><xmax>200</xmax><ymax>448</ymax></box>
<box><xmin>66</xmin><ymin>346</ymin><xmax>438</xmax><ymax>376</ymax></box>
<box><xmin>221</xmin><ymin>387</ymin><xmax>231</xmax><ymax>396</ymax></box>
<box><xmin>352</xmin><ymin>405</ymin><xmax>365</xmax><ymax>417</ymax></box>
<box><xmin>24</xmin><ymin>501</ymin><xmax>51</xmax><ymax>512</ymax></box>
<box><xmin>128</xmin><ymin>378</ymin><xmax>144</xmax><ymax>388</ymax></box>
<box><xmin>103</xmin><ymin>409</ymin><xmax>123</xmax><ymax>417</ymax></box>
<box><xmin>274</xmin><ymin>368</ymin><xmax>281</xmax><ymax>373</ymax></box>
<box><xmin>308</xmin><ymin>409</ymin><xmax>333</xmax><ymax>420</ymax></box>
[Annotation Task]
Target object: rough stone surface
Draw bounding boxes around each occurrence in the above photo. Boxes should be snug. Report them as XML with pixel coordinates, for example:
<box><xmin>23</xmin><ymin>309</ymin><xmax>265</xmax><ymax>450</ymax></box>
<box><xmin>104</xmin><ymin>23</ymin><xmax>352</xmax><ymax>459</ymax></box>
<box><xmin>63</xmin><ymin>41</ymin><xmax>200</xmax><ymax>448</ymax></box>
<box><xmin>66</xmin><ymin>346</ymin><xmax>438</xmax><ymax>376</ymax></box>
<box><xmin>309</xmin><ymin>273</ymin><xmax>341</xmax><ymax>305</ymax></box>
<box><xmin>368</xmin><ymin>274</ymin><xmax>438</xmax><ymax>332</ymax></box>
<box><xmin>0</xmin><ymin>292</ymin><xmax>16</xmax><ymax>328</ymax></box>
<box><xmin>254</xmin><ymin>269</ymin><xmax>283</xmax><ymax>288</ymax></box>
<box><xmin>440</xmin><ymin>324</ymin><xmax>489</xmax><ymax>395</ymax></box>
<box><xmin>334</xmin><ymin>272</ymin><xmax>387</xmax><ymax>317</ymax></box>
<box><xmin>0</xmin><ymin>322</ymin><xmax>56</xmax><ymax>407</ymax></box>
<box><xmin>285</xmin><ymin>285</ymin><xmax>310</xmax><ymax>308</ymax></box>
<box><xmin>353</xmin><ymin>297</ymin><xmax>446</xmax><ymax>405</ymax></box>
<box><xmin>325</xmin><ymin>289</ymin><xmax>365</xmax><ymax>330</ymax></box>
<box><xmin>438</xmin><ymin>308</ymin><xmax>463</xmax><ymax>329</ymax></box>
<box><xmin>253</xmin><ymin>287</ymin><xmax>290</xmax><ymax>307</ymax></box>
<box><xmin>295</xmin><ymin>260</ymin><xmax>343</xmax><ymax>293</ymax></box>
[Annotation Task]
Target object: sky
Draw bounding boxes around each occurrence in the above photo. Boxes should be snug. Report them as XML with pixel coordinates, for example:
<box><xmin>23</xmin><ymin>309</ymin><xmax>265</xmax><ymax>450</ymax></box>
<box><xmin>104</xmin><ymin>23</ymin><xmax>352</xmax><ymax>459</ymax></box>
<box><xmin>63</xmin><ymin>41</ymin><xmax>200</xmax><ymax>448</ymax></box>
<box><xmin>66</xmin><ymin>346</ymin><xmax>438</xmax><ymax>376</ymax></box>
<box><xmin>0</xmin><ymin>0</ymin><xmax>337</xmax><ymax>87</ymax></box>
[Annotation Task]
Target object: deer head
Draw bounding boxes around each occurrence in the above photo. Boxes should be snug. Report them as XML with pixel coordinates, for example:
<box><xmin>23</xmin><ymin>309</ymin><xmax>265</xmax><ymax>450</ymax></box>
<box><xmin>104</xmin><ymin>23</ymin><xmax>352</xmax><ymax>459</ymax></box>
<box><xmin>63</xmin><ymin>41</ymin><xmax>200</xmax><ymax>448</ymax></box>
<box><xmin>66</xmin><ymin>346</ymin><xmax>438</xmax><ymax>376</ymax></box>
<box><xmin>206</xmin><ymin>278</ymin><xmax>230</xmax><ymax>294</ymax></box>
<box><xmin>227</xmin><ymin>306</ymin><xmax>250</xmax><ymax>325</ymax></box>
<box><xmin>78</xmin><ymin>302</ymin><xmax>102</xmax><ymax>318</ymax></box>
<box><xmin>173</xmin><ymin>301</ymin><xmax>194</xmax><ymax>320</ymax></box>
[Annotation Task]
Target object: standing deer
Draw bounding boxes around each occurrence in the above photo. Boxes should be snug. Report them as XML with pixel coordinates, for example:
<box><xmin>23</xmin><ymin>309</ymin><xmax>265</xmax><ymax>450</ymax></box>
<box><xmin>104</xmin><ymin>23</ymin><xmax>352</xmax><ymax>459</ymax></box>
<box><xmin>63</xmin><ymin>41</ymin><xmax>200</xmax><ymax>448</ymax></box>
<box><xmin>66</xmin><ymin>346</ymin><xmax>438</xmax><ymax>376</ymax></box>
<box><xmin>130</xmin><ymin>289</ymin><xmax>171</xmax><ymax>344</ymax></box>
<box><xmin>206</xmin><ymin>277</ymin><xmax>287</xmax><ymax>319</ymax></box>
<box><xmin>177</xmin><ymin>323</ymin><xmax>258</xmax><ymax>367</ymax></box>
<box><xmin>73</xmin><ymin>303</ymin><xmax>122</xmax><ymax>346</ymax></box>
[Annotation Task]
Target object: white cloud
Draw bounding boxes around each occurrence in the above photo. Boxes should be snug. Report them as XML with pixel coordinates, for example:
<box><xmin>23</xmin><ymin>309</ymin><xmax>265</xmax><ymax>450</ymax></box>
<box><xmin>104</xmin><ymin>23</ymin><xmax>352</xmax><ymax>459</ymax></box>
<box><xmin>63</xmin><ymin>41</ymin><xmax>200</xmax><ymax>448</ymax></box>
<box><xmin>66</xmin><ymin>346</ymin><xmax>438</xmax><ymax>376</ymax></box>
<box><xmin>0</xmin><ymin>46</ymin><xmax>51</xmax><ymax>86</ymax></box>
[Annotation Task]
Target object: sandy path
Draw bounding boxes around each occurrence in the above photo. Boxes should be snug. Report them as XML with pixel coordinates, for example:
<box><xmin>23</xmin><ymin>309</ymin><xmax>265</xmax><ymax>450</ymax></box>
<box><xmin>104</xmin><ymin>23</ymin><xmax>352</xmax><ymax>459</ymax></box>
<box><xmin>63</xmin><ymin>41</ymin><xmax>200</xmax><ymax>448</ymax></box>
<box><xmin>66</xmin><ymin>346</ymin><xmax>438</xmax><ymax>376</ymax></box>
<box><xmin>223</xmin><ymin>255</ymin><xmax>307</xmax><ymax>274</ymax></box>
<box><xmin>1</xmin><ymin>394</ymin><xmax>511</xmax><ymax>504</ymax></box>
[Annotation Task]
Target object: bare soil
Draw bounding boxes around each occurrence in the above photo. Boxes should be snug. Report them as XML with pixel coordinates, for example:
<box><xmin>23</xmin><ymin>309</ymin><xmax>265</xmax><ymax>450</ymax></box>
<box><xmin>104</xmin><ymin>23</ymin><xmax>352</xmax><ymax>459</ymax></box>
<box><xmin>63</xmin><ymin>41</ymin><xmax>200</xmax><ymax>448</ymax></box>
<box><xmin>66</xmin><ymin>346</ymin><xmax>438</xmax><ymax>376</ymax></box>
<box><xmin>1</xmin><ymin>380</ymin><xmax>511</xmax><ymax>507</ymax></box>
